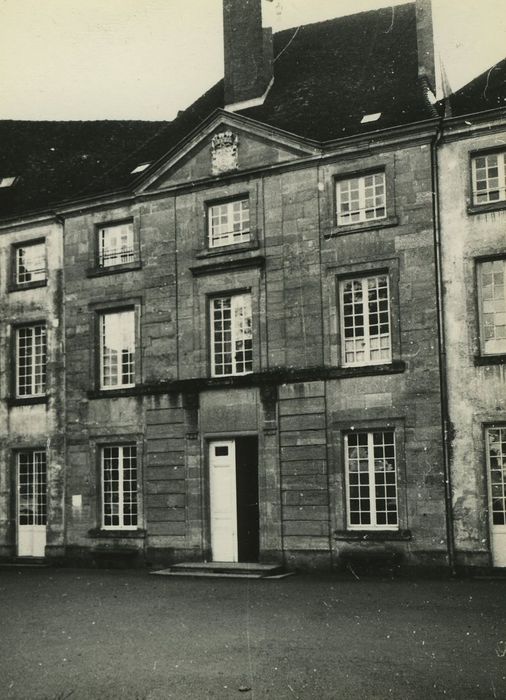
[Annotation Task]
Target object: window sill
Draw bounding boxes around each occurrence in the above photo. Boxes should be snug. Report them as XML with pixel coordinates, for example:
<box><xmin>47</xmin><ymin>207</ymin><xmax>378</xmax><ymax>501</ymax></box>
<box><xmin>334</xmin><ymin>529</ymin><xmax>411</xmax><ymax>542</ymax></box>
<box><xmin>474</xmin><ymin>354</ymin><xmax>506</xmax><ymax>366</ymax></box>
<box><xmin>87</xmin><ymin>387</ymin><xmax>138</xmax><ymax>399</ymax></box>
<box><xmin>196</xmin><ymin>239</ymin><xmax>259</xmax><ymax>259</ymax></box>
<box><xmin>7</xmin><ymin>395</ymin><xmax>48</xmax><ymax>407</ymax></box>
<box><xmin>467</xmin><ymin>201</ymin><xmax>506</xmax><ymax>216</ymax></box>
<box><xmin>190</xmin><ymin>250</ymin><xmax>265</xmax><ymax>277</ymax></box>
<box><xmin>8</xmin><ymin>279</ymin><xmax>48</xmax><ymax>293</ymax></box>
<box><xmin>86</xmin><ymin>261</ymin><xmax>142</xmax><ymax>277</ymax></box>
<box><xmin>87</xmin><ymin>528</ymin><xmax>146</xmax><ymax>539</ymax></box>
<box><xmin>325</xmin><ymin>215</ymin><xmax>399</xmax><ymax>238</ymax></box>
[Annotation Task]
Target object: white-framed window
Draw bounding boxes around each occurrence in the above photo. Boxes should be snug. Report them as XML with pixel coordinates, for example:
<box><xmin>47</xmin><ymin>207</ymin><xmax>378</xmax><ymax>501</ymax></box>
<box><xmin>340</xmin><ymin>274</ymin><xmax>391</xmax><ymax>366</ymax></box>
<box><xmin>16</xmin><ymin>324</ymin><xmax>47</xmax><ymax>398</ymax></box>
<box><xmin>15</xmin><ymin>241</ymin><xmax>46</xmax><ymax>285</ymax></box>
<box><xmin>478</xmin><ymin>258</ymin><xmax>506</xmax><ymax>355</ymax></box>
<box><xmin>345</xmin><ymin>431</ymin><xmax>398</xmax><ymax>530</ymax></box>
<box><xmin>98</xmin><ymin>222</ymin><xmax>135</xmax><ymax>267</ymax></box>
<box><xmin>210</xmin><ymin>293</ymin><xmax>252</xmax><ymax>376</ymax></box>
<box><xmin>486</xmin><ymin>427</ymin><xmax>506</xmax><ymax>526</ymax></box>
<box><xmin>336</xmin><ymin>172</ymin><xmax>386</xmax><ymax>225</ymax></box>
<box><xmin>101</xmin><ymin>444</ymin><xmax>138</xmax><ymax>530</ymax></box>
<box><xmin>208</xmin><ymin>199</ymin><xmax>250</xmax><ymax>248</ymax></box>
<box><xmin>472</xmin><ymin>152</ymin><xmax>506</xmax><ymax>205</ymax></box>
<box><xmin>17</xmin><ymin>450</ymin><xmax>47</xmax><ymax>526</ymax></box>
<box><xmin>100</xmin><ymin>309</ymin><xmax>136</xmax><ymax>389</ymax></box>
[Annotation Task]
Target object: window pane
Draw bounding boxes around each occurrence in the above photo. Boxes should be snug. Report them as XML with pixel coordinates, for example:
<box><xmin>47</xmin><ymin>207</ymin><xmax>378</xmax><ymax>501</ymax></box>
<box><xmin>340</xmin><ymin>275</ymin><xmax>391</xmax><ymax>366</ymax></box>
<box><xmin>211</xmin><ymin>294</ymin><xmax>252</xmax><ymax>376</ymax></box>
<box><xmin>99</xmin><ymin>223</ymin><xmax>135</xmax><ymax>267</ymax></box>
<box><xmin>487</xmin><ymin>428</ymin><xmax>506</xmax><ymax>526</ymax></box>
<box><xmin>102</xmin><ymin>444</ymin><xmax>138</xmax><ymax>529</ymax></box>
<box><xmin>101</xmin><ymin>310</ymin><xmax>135</xmax><ymax>388</ymax></box>
<box><xmin>479</xmin><ymin>259</ymin><xmax>506</xmax><ymax>355</ymax></box>
<box><xmin>16</xmin><ymin>243</ymin><xmax>46</xmax><ymax>284</ymax></box>
<box><xmin>16</xmin><ymin>325</ymin><xmax>47</xmax><ymax>397</ymax></box>
<box><xmin>337</xmin><ymin>172</ymin><xmax>386</xmax><ymax>225</ymax></box>
<box><xmin>18</xmin><ymin>450</ymin><xmax>47</xmax><ymax>526</ymax></box>
<box><xmin>472</xmin><ymin>153</ymin><xmax>506</xmax><ymax>205</ymax></box>
<box><xmin>208</xmin><ymin>199</ymin><xmax>250</xmax><ymax>248</ymax></box>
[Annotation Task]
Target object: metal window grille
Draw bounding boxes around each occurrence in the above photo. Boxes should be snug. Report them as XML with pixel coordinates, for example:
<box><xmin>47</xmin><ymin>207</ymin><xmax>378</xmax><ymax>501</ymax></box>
<box><xmin>336</xmin><ymin>172</ymin><xmax>386</xmax><ymax>225</ymax></box>
<box><xmin>16</xmin><ymin>324</ymin><xmax>47</xmax><ymax>397</ymax></box>
<box><xmin>211</xmin><ymin>294</ymin><xmax>253</xmax><ymax>376</ymax></box>
<box><xmin>472</xmin><ymin>153</ymin><xmax>506</xmax><ymax>205</ymax></box>
<box><xmin>340</xmin><ymin>274</ymin><xmax>391</xmax><ymax>366</ymax></box>
<box><xmin>479</xmin><ymin>259</ymin><xmax>506</xmax><ymax>355</ymax></box>
<box><xmin>486</xmin><ymin>427</ymin><xmax>506</xmax><ymax>526</ymax></box>
<box><xmin>16</xmin><ymin>242</ymin><xmax>46</xmax><ymax>284</ymax></box>
<box><xmin>101</xmin><ymin>445</ymin><xmax>138</xmax><ymax>529</ymax></box>
<box><xmin>208</xmin><ymin>199</ymin><xmax>250</xmax><ymax>248</ymax></box>
<box><xmin>345</xmin><ymin>431</ymin><xmax>398</xmax><ymax>529</ymax></box>
<box><xmin>98</xmin><ymin>223</ymin><xmax>135</xmax><ymax>267</ymax></box>
<box><xmin>100</xmin><ymin>310</ymin><xmax>135</xmax><ymax>389</ymax></box>
<box><xmin>18</xmin><ymin>450</ymin><xmax>47</xmax><ymax>526</ymax></box>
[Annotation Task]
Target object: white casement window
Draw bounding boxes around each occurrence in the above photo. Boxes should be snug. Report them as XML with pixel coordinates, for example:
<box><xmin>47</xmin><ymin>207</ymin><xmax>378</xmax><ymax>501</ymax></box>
<box><xmin>100</xmin><ymin>310</ymin><xmax>136</xmax><ymax>389</ymax></box>
<box><xmin>211</xmin><ymin>293</ymin><xmax>253</xmax><ymax>376</ymax></box>
<box><xmin>340</xmin><ymin>274</ymin><xmax>391</xmax><ymax>366</ymax></box>
<box><xmin>15</xmin><ymin>242</ymin><xmax>46</xmax><ymax>285</ymax></box>
<box><xmin>478</xmin><ymin>259</ymin><xmax>506</xmax><ymax>356</ymax></box>
<box><xmin>16</xmin><ymin>324</ymin><xmax>47</xmax><ymax>397</ymax></box>
<box><xmin>208</xmin><ymin>199</ymin><xmax>250</xmax><ymax>248</ymax></box>
<box><xmin>487</xmin><ymin>427</ymin><xmax>506</xmax><ymax>527</ymax></box>
<box><xmin>101</xmin><ymin>445</ymin><xmax>138</xmax><ymax>530</ymax></box>
<box><xmin>345</xmin><ymin>431</ymin><xmax>398</xmax><ymax>529</ymax></box>
<box><xmin>472</xmin><ymin>152</ymin><xmax>506</xmax><ymax>205</ymax></box>
<box><xmin>336</xmin><ymin>172</ymin><xmax>386</xmax><ymax>225</ymax></box>
<box><xmin>18</xmin><ymin>450</ymin><xmax>47</xmax><ymax>526</ymax></box>
<box><xmin>98</xmin><ymin>222</ymin><xmax>135</xmax><ymax>267</ymax></box>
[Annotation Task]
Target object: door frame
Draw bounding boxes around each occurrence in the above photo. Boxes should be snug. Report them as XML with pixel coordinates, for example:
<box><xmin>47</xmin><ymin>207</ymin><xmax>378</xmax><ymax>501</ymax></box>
<box><xmin>204</xmin><ymin>432</ymin><xmax>259</xmax><ymax>563</ymax></box>
<box><xmin>14</xmin><ymin>447</ymin><xmax>48</xmax><ymax>558</ymax></box>
<box><xmin>484</xmin><ymin>424</ymin><xmax>506</xmax><ymax>567</ymax></box>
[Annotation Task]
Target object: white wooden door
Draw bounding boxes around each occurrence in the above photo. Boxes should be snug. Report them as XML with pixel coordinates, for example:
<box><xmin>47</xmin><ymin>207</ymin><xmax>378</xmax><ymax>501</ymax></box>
<box><xmin>209</xmin><ymin>440</ymin><xmax>237</xmax><ymax>562</ymax></box>
<box><xmin>17</xmin><ymin>451</ymin><xmax>47</xmax><ymax>557</ymax></box>
<box><xmin>486</xmin><ymin>427</ymin><xmax>506</xmax><ymax>567</ymax></box>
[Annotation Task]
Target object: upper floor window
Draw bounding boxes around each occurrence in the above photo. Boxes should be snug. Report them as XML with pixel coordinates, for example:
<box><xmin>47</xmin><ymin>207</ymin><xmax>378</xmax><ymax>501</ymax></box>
<box><xmin>336</xmin><ymin>172</ymin><xmax>386</xmax><ymax>226</ymax></box>
<box><xmin>472</xmin><ymin>152</ymin><xmax>506</xmax><ymax>206</ymax></box>
<box><xmin>16</xmin><ymin>324</ymin><xmax>47</xmax><ymax>398</ymax></box>
<box><xmin>15</xmin><ymin>241</ymin><xmax>46</xmax><ymax>286</ymax></box>
<box><xmin>340</xmin><ymin>274</ymin><xmax>391</xmax><ymax>366</ymax></box>
<box><xmin>478</xmin><ymin>258</ymin><xmax>506</xmax><ymax>356</ymax></box>
<box><xmin>210</xmin><ymin>293</ymin><xmax>252</xmax><ymax>376</ymax></box>
<box><xmin>208</xmin><ymin>199</ymin><xmax>250</xmax><ymax>248</ymax></box>
<box><xmin>98</xmin><ymin>222</ymin><xmax>135</xmax><ymax>268</ymax></box>
<box><xmin>101</xmin><ymin>444</ymin><xmax>138</xmax><ymax>530</ymax></box>
<box><xmin>100</xmin><ymin>309</ymin><xmax>136</xmax><ymax>389</ymax></box>
<box><xmin>345</xmin><ymin>430</ymin><xmax>398</xmax><ymax>530</ymax></box>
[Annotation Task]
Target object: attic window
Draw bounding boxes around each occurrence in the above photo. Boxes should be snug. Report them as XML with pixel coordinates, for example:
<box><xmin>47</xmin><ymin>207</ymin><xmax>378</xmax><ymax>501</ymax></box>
<box><xmin>360</xmin><ymin>113</ymin><xmax>382</xmax><ymax>124</ymax></box>
<box><xmin>131</xmin><ymin>163</ymin><xmax>151</xmax><ymax>174</ymax></box>
<box><xmin>0</xmin><ymin>177</ymin><xmax>17</xmax><ymax>188</ymax></box>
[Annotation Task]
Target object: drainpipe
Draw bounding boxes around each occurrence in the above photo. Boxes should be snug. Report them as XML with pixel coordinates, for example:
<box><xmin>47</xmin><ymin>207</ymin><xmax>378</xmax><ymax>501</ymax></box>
<box><xmin>430</xmin><ymin>117</ymin><xmax>456</xmax><ymax>575</ymax></box>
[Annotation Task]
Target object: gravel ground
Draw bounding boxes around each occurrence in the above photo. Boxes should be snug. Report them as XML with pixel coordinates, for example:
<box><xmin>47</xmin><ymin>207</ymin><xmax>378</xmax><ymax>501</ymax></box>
<box><xmin>0</xmin><ymin>567</ymin><xmax>505</xmax><ymax>700</ymax></box>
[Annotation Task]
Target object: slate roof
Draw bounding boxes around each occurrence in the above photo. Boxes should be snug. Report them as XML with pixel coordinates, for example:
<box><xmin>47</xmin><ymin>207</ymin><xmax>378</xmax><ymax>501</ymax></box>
<box><xmin>447</xmin><ymin>58</ymin><xmax>506</xmax><ymax>117</ymax></box>
<box><xmin>0</xmin><ymin>2</ymin><xmax>503</xmax><ymax>221</ymax></box>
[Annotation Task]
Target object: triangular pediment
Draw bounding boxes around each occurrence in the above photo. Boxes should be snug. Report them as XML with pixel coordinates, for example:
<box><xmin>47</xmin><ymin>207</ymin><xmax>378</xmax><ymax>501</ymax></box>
<box><xmin>137</xmin><ymin>111</ymin><xmax>320</xmax><ymax>193</ymax></box>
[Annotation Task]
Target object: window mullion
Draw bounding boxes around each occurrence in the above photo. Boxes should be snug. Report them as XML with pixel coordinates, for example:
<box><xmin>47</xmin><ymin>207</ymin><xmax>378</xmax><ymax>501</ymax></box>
<box><xmin>359</xmin><ymin>179</ymin><xmax>366</xmax><ymax>222</ymax></box>
<box><xmin>31</xmin><ymin>328</ymin><xmax>37</xmax><ymax>395</ymax></box>
<box><xmin>118</xmin><ymin>447</ymin><xmax>125</xmax><ymax>529</ymax></box>
<box><xmin>368</xmin><ymin>432</ymin><xmax>377</xmax><ymax>526</ymax></box>
<box><xmin>362</xmin><ymin>278</ymin><xmax>371</xmax><ymax>362</ymax></box>
<box><xmin>231</xmin><ymin>296</ymin><xmax>238</xmax><ymax>374</ymax></box>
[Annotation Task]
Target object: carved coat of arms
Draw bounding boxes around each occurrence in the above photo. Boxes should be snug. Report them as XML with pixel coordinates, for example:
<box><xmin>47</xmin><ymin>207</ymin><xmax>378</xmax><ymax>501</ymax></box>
<box><xmin>211</xmin><ymin>131</ymin><xmax>239</xmax><ymax>175</ymax></box>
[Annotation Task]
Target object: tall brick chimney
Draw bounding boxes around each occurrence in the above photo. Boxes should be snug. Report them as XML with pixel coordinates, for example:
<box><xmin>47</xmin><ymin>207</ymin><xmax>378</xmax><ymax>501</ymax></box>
<box><xmin>415</xmin><ymin>0</ymin><xmax>436</xmax><ymax>94</ymax></box>
<box><xmin>223</xmin><ymin>0</ymin><xmax>274</xmax><ymax>111</ymax></box>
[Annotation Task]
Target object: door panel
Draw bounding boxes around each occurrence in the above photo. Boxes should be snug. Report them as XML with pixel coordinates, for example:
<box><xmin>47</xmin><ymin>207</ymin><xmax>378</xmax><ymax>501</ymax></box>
<box><xmin>486</xmin><ymin>427</ymin><xmax>506</xmax><ymax>567</ymax></box>
<box><xmin>209</xmin><ymin>441</ymin><xmax>238</xmax><ymax>562</ymax></box>
<box><xmin>236</xmin><ymin>437</ymin><xmax>259</xmax><ymax>562</ymax></box>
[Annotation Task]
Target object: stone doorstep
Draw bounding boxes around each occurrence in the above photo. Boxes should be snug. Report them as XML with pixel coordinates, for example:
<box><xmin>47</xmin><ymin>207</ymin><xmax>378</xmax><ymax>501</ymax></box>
<box><xmin>0</xmin><ymin>557</ymin><xmax>49</xmax><ymax>568</ymax></box>
<box><xmin>150</xmin><ymin>561</ymin><xmax>290</xmax><ymax>579</ymax></box>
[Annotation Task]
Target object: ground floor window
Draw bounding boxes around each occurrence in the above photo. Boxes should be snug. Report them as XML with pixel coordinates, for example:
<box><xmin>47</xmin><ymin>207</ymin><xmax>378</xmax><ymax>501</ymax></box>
<box><xmin>486</xmin><ymin>427</ymin><xmax>506</xmax><ymax>525</ymax></box>
<box><xmin>345</xmin><ymin>430</ymin><xmax>398</xmax><ymax>529</ymax></box>
<box><xmin>101</xmin><ymin>444</ymin><xmax>138</xmax><ymax>529</ymax></box>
